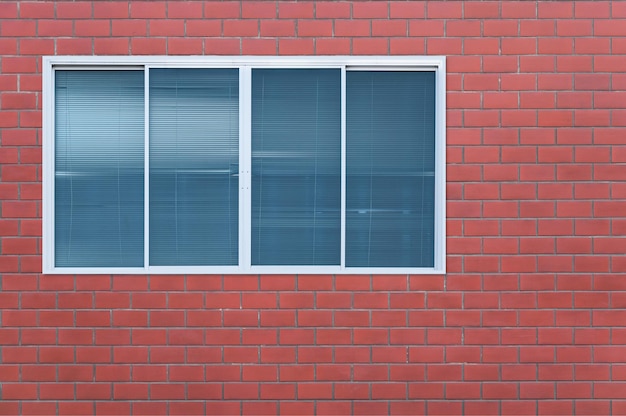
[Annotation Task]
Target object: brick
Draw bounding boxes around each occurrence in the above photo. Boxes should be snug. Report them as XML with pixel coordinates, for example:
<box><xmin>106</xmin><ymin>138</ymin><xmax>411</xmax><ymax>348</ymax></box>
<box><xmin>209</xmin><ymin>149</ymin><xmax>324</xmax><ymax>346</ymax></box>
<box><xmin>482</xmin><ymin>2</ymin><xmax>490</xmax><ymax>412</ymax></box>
<box><xmin>465</xmin><ymin>1</ymin><xmax>500</xmax><ymax>18</ymax></box>
<box><xmin>316</xmin><ymin>2</ymin><xmax>351</xmax><ymax>18</ymax></box>
<box><xmin>0</xmin><ymin>2</ymin><xmax>18</xmax><ymax>18</ymax></box>
<box><xmin>20</xmin><ymin>2</ymin><xmax>55</xmax><ymax>18</ymax></box>
<box><xmin>186</xmin><ymin>19</ymin><xmax>221</xmax><ymax>36</ymax></box>
<box><xmin>595</xmin><ymin>56</ymin><xmax>626</xmax><ymax>72</ymax></box>
<box><xmin>447</xmin><ymin>57</ymin><xmax>481</xmax><ymax>75</ymax></box>
<box><xmin>427</xmin><ymin>1</ymin><xmax>462</xmax><ymax>18</ymax></box>
<box><xmin>130</xmin><ymin>2</ymin><xmax>165</xmax><ymax>18</ymax></box>
<box><xmin>259</xmin><ymin>310</ymin><xmax>295</xmax><ymax>328</ymax></box>
<box><xmin>578</xmin><ymin>401</ymin><xmax>612</xmax><ymax>415</ymax></box>
<box><xmin>314</xmin><ymin>38</ymin><xmax>350</xmax><ymax>55</ymax></box>
<box><xmin>408</xmin><ymin>382</ymin><xmax>445</xmax><ymax>399</ymax></box>
<box><xmin>279</xmin><ymin>2</ymin><xmax>313</xmax><ymax>18</ymax></box>
<box><xmin>1</xmin><ymin>20</ymin><xmax>36</xmax><ymax>36</ymax></box>
<box><xmin>260</xmin><ymin>19</ymin><xmax>295</xmax><ymax>37</ymax></box>
<box><xmin>446</xmin><ymin>382</ymin><xmax>481</xmax><ymax>399</ymax></box>
<box><xmin>373</xmin><ymin>20</ymin><xmax>407</xmax><ymax>36</ymax></box>
<box><xmin>20</xmin><ymin>38</ymin><xmax>54</xmax><ymax>55</ymax></box>
<box><xmin>242</xmin><ymin>1</ymin><xmax>276</xmax><ymax>18</ymax></box>
<box><xmin>596</xmin><ymin>92</ymin><xmax>626</xmax><ymax>109</ymax></box>
<box><xmin>150</xmin><ymin>19</ymin><xmax>185</xmax><ymax>36</ymax></box>
<box><xmin>353</xmin><ymin>2</ymin><xmax>388</xmax><ymax>18</ymax></box>
<box><xmin>427</xmin><ymin>38</ymin><xmax>462</xmax><ymax>54</ymax></box>
<box><xmin>168</xmin><ymin>1</ymin><xmax>202</xmax><ymax>18</ymax></box>
<box><xmin>2</xmin><ymin>383</ymin><xmax>38</xmax><ymax>399</ymax></box>
<box><xmin>539</xmin><ymin>38</ymin><xmax>574</xmax><ymax>55</ymax></box>
<box><xmin>502</xmin><ymin>38</ymin><xmax>537</xmax><ymax>55</ymax></box>
<box><xmin>150</xmin><ymin>383</ymin><xmax>185</xmax><ymax>400</ymax></box>
<box><xmin>372</xmin><ymin>382</ymin><xmax>407</xmax><ymax>399</ymax></box>
<box><xmin>224</xmin><ymin>19</ymin><xmax>258</xmax><ymax>36</ymax></box>
<box><xmin>296</xmin><ymin>19</ymin><xmax>332</xmax><ymax>37</ymax></box>
<box><xmin>409</xmin><ymin>19</ymin><xmax>444</xmax><ymax>37</ymax></box>
<box><xmin>484</xmin><ymin>20</ymin><xmax>519</xmax><ymax>36</ymax></box>
<box><xmin>484</xmin><ymin>165</ymin><xmax>519</xmax><ymax>181</ymax></box>
<box><xmin>40</xmin><ymin>21</ymin><xmax>76</xmax><ymax>38</ymax></box>
<box><xmin>0</xmin><ymin>75</ymin><xmax>17</xmax><ymax>92</ymax></box>
<box><xmin>539</xmin><ymin>1</ymin><xmax>574</xmax><ymax>18</ymax></box>
<box><xmin>501</xmin><ymin>1</ymin><xmax>537</xmax><ymax>19</ymax></box>
<box><xmin>297</xmin><ymin>382</ymin><xmax>333</xmax><ymax>399</ymax></box>
<box><xmin>502</xmin><ymin>183</ymin><xmax>537</xmax><ymax>200</ymax></box>
<box><xmin>56</xmin><ymin>38</ymin><xmax>92</xmax><ymax>55</ymax></box>
<box><xmin>2</xmin><ymin>57</ymin><xmax>37</xmax><ymax>74</ymax></box>
<box><xmin>74</xmin><ymin>19</ymin><xmax>110</xmax><ymax>36</ymax></box>
<box><xmin>204</xmin><ymin>39</ymin><xmax>240</xmax><ymax>55</ymax></box>
<box><xmin>558</xmin><ymin>19</ymin><xmax>593</xmax><ymax>36</ymax></box>
<box><xmin>573</xmin><ymin>39</ymin><xmax>610</xmax><ymax>56</ymax></box>
<box><xmin>94</xmin><ymin>1</ymin><xmax>128</xmax><ymax>18</ymax></box>
<box><xmin>112</xmin><ymin>19</ymin><xmax>147</xmax><ymax>36</ymax></box>
<box><xmin>131</xmin><ymin>38</ymin><xmax>167</xmax><ymax>55</ymax></box>
<box><xmin>335</xmin><ymin>19</ymin><xmax>371</xmax><ymax>37</ymax></box>
<box><xmin>203</xmin><ymin>1</ymin><xmax>238</xmax><ymax>18</ymax></box>
<box><xmin>429</xmin><ymin>329</ymin><xmax>463</xmax><ymax>346</ymax></box>
<box><xmin>484</xmin><ymin>310</ymin><xmax>519</xmax><ymax>328</ymax></box>
<box><xmin>593</xmin><ymin>19</ymin><xmax>626</xmax><ymax>36</ymax></box>
<box><xmin>390</xmin><ymin>1</ymin><xmax>425</xmax><ymax>18</ymax></box>
<box><xmin>54</xmin><ymin>2</ymin><xmax>90</xmax><ymax>18</ymax></box>
<box><xmin>595</xmin><ymin>383</ymin><xmax>626</xmax><ymax>398</ymax></box>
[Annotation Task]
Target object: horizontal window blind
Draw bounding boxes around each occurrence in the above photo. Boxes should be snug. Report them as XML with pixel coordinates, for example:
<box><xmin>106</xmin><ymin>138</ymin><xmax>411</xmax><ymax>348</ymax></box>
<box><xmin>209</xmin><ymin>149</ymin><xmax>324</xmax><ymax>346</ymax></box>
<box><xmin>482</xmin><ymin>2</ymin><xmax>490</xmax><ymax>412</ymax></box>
<box><xmin>149</xmin><ymin>68</ymin><xmax>239</xmax><ymax>266</ymax></box>
<box><xmin>251</xmin><ymin>69</ymin><xmax>341</xmax><ymax>266</ymax></box>
<box><xmin>346</xmin><ymin>71</ymin><xmax>436</xmax><ymax>268</ymax></box>
<box><xmin>55</xmin><ymin>70</ymin><xmax>144</xmax><ymax>267</ymax></box>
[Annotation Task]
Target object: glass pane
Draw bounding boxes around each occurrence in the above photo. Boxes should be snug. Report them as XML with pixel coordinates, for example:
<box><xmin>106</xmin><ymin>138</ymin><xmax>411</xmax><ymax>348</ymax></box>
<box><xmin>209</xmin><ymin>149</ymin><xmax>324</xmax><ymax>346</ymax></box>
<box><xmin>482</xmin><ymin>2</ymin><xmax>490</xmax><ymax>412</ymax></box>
<box><xmin>55</xmin><ymin>70</ymin><xmax>144</xmax><ymax>267</ymax></box>
<box><xmin>149</xmin><ymin>68</ymin><xmax>239</xmax><ymax>266</ymax></box>
<box><xmin>346</xmin><ymin>71</ymin><xmax>436</xmax><ymax>268</ymax></box>
<box><xmin>252</xmin><ymin>69</ymin><xmax>341</xmax><ymax>265</ymax></box>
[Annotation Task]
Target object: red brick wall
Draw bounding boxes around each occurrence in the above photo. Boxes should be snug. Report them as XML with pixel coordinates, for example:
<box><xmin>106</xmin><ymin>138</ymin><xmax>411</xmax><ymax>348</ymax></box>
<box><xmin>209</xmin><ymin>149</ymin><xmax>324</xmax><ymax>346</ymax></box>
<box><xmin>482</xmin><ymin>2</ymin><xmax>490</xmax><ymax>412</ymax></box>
<box><xmin>1</xmin><ymin>1</ymin><xmax>626</xmax><ymax>414</ymax></box>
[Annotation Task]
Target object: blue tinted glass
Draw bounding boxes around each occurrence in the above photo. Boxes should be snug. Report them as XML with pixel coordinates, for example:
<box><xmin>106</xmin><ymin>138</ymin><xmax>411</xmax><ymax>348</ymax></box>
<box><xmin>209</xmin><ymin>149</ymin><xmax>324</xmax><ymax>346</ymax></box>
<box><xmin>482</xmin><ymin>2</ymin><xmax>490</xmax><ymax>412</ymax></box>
<box><xmin>55</xmin><ymin>70</ymin><xmax>144</xmax><ymax>267</ymax></box>
<box><xmin>252</xmin><ymin>69</ymin><xmax>341</xmax><ymax>265</ymax></box>
<box><xmin>149</xmin><ymin>68</ymin><xmax>239</xmax><ymax>266</ymax></box>
<box><xmin>346</xmin><ymin>71</ymin><xmax>436</xmax><ymax>268</ymax></box>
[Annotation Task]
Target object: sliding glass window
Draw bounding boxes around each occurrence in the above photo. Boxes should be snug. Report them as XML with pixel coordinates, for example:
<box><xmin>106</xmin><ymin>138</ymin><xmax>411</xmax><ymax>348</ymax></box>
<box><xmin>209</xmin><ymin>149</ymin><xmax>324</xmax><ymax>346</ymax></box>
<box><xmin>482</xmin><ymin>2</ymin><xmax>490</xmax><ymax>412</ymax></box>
<box><xmin>54</xmin><ymin>70</ymin><xmax>144</xmax><ymax>267</ymax></box>
<box><xmin>251</xmin><ymin>69</ymin><xmax>341</xmax><ymax>266</ymax></box>
<box><xmin>149</xmin><ymin>69</ymin><xmax>239</xmax><ymax>266</ymax></box>
<box><xmin>44</xmin><ymin>57</ymin><xmax>445</xmax><ymax>274</ymax></box>
<box><xmin>346</xmin><ymin>71</ymin><xmax>436</xmax><ymax>268</ymax></box>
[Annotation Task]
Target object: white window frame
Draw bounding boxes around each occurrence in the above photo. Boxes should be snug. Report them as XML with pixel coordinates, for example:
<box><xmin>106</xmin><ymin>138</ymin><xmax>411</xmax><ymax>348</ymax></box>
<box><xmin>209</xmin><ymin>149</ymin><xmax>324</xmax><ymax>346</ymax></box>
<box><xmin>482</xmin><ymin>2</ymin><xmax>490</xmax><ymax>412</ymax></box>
<box><xmin>43</xmin><ymin>56</ymin><xmax>446</xmax><ymax>275</ymax></box>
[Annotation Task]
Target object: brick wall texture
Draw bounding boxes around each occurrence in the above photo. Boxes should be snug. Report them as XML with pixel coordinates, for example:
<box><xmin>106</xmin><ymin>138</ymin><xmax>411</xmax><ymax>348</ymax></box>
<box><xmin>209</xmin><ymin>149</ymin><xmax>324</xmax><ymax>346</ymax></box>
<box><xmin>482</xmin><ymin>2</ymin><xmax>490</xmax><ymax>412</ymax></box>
<box><xmin>1</xmin><ymin>1</ymin><xmax>626</xmax><ymax>414</ymax></box>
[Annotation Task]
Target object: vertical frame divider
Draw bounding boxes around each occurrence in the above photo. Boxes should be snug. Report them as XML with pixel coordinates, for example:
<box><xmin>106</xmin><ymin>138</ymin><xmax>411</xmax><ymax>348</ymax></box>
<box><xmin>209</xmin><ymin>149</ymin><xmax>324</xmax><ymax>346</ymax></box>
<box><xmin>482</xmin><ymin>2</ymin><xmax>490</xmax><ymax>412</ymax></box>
<box><xmin>144</xmin><ymin>67</ymin><xmax>150</xmax><ymax>271</ymax></box>
<box><xmin>240</xmin><ymin>66</ymin><xmax>252</xmax><ymax>270</ymax></box>
<box><xmin>435</xmin><ymin>59</ymin><xmax>447</xmax><ymax>273</ymax></box>
<box><xmin>340</xmin><ymin>66</ymin><xmax>347</xmax><ymax>270</ymax></box>
<box><xmin>42</xmin><ymin>59</ymin><xmax>54</xmax><ymax>273</ymax></box>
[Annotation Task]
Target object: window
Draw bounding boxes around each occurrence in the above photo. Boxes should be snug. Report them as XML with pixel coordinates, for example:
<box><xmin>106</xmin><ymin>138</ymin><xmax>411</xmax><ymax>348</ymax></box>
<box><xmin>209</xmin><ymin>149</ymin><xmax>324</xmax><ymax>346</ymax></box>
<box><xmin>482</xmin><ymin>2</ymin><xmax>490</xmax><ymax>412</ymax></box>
<box><xmin>43</xmin><ymin>56</ymin><xmax>446</xmax><ymax>274</ymax></box>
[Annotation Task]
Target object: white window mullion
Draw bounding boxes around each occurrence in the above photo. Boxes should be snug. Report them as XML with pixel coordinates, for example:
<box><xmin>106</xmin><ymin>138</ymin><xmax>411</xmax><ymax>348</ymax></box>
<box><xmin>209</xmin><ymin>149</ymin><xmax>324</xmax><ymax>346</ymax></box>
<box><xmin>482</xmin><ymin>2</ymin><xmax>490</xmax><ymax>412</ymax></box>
<box><xmin>435</xmin><ymin>64</ymin><xmax>447</xmax><ymax>272</ymax></box>
<box><xmin>340</xmin><ymin>66</ymin><xmax>347</xmax><ymax>270</ymax></box>
<box><xmin>144</xmin><ymin>67</ymin><xmax>150</xmax><ymax>271</ymax></box>
<box><xmin>240</xmin><ymin>66</ymin><xmax>252</xmax><ymax>270</ymax></box>
<box><xmin>42</xmin><ymin>62</ymin><xmax>55</xmax><ymax>273</ymax></box>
